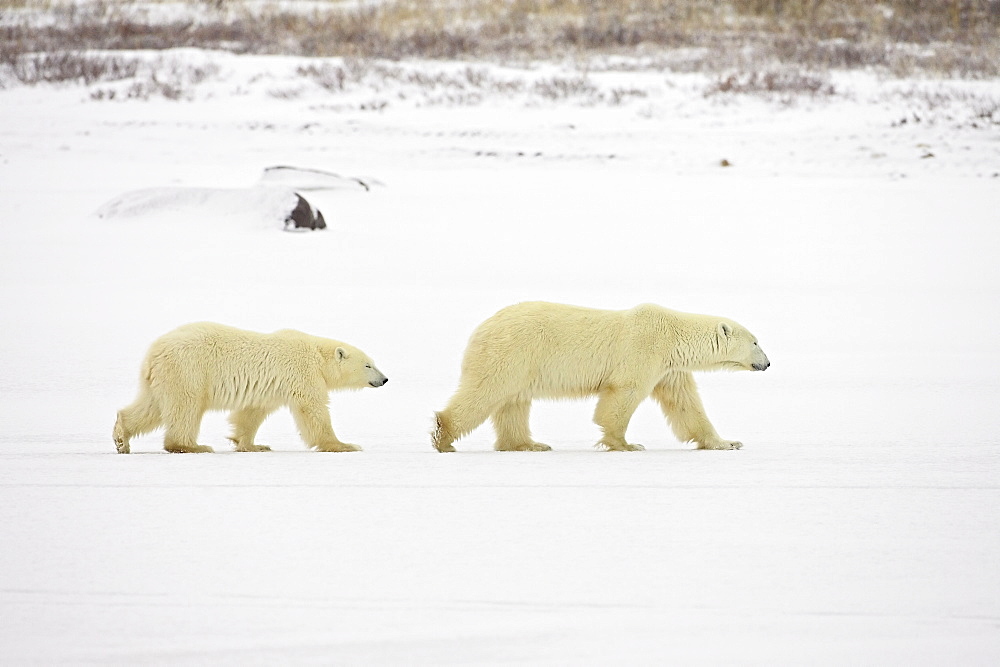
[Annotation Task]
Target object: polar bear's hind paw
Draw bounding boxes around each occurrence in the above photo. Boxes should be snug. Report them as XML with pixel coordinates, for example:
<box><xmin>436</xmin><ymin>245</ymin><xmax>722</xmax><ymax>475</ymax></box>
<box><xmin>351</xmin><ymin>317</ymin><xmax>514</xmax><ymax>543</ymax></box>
<box><xmin>698</xmin><ymin>439</ymin><xmax>743</xmax><ymax>450</ymax></box>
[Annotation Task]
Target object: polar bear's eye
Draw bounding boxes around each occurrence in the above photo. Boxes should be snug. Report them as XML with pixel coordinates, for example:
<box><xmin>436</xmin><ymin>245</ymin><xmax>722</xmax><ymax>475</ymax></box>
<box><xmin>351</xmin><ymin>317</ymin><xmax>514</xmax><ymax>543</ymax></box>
<box><xmin>365</xmin><ymin>364</ymin><xmax>372</xmax><ymax>369</ymax></box>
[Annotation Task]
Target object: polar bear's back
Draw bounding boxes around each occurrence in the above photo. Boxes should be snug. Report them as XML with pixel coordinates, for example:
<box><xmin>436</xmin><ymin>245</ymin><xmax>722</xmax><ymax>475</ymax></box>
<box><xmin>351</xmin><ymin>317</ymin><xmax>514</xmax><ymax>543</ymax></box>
<box><xmin>144</xmin><ymin>322</ymin><xmax>321</xmax><ymax>410</ymax></box>
<box><xmin>461</xmin><ymin>302</ymin><xmax>671</xmax><ymax>399</ymax></box>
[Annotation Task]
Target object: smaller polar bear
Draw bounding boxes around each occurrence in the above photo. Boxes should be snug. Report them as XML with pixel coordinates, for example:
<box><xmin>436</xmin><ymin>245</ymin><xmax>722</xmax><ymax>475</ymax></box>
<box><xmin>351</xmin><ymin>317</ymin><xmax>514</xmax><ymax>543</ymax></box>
<box><xmin>114</xmin><ymin>322</ymin><xmax>387</xmax><ymax>454</ymax></box>
<box><xmin>432</xmin><ymin>302</ymin><xmax>769</xmax><ymax>453</ymax></box>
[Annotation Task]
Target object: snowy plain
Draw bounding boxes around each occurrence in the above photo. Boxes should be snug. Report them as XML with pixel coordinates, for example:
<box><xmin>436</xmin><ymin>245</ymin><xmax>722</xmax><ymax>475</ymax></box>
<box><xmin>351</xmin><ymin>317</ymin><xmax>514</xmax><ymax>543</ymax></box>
<box><xmin>1</xmin><ymin>48</ymin><xmax>1000</xmax><ymax>664</ymax></box>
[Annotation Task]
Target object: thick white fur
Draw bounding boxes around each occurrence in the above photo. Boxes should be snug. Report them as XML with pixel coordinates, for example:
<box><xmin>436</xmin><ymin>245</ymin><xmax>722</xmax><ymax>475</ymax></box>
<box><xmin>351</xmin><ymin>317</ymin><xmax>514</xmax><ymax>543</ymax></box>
<box><xmin>113</xmin><ymin>322</ymin><xmax>387</xmax><ymax>454</ymax></box>
<box><xmin>432</xmin><ymin>302</ymin><xmax>769</xmax><ymax>452</ymax></box>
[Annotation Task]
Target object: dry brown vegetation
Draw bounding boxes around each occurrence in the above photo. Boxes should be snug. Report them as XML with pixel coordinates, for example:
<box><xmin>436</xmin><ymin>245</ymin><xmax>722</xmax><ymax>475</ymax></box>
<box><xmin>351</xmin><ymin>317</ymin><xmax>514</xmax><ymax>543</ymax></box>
<box><xmin>2</xmin><ymin>0</ymin><xmax>999</xmax><ymax>82</ymax></box>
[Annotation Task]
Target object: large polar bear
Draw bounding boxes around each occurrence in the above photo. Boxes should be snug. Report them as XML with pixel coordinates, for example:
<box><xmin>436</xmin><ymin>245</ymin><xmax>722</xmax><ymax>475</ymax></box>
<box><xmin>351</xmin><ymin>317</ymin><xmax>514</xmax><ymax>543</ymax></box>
<box><xmin>432</xmin><ymin>302</ymin><xmax>769</xmax><ymax>453</ymax></box>
<box><xmin>113</xmin><ymin>322</ymin><xmax>388</xmax><ymax>454</ymax></box>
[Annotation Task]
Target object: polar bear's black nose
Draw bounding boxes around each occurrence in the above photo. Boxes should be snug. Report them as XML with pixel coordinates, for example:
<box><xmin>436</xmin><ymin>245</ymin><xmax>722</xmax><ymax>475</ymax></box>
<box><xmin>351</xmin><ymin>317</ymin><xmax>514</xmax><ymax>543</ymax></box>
<box><xmin>752</xmin><ymin>361</ymin><xmax>770</xmax><ymax>371</ymax></box>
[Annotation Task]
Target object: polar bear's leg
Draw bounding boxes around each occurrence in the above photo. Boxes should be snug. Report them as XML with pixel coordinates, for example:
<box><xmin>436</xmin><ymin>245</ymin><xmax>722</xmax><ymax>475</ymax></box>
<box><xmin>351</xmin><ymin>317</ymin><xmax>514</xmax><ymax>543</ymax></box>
<box><xmin>652</xmin><ymin>372</ymin><xmax>742</xmax><ymax>450</ymax></box>
<box><xmin>112</xmin><ymin>415</ymin><xmax>131</xmax><ymax>454</ymax></box>
<box><xmin>291</xmin><ymin>401</ymin><xmax>360</xmax><ymax>452</ymax></box>
<box><xmin>432</xmin><ymin>391</ymin><xmax>499</xmax><ymax>453</ymax></box>
<box><xmin>593</xmin><ymin>386</ymin><xmax>646</xmax><ymax>451</ymax></box>
<box><xmin>431</xmin><ymin>412</ymin><xmax>457</xmax><ymax>453</ymax></box>
<box><xmin>113</xmin><ymin>391</ymin><xmax>162</xmax><ymax>454</ymax></box>
<box><xmin>161</xmin><ymin>401</ymin><xmax>213</xmax><ymax>453</ymax></box>
<box><xmin>492</xmin><ymin>400</ymin><xmax>551</xmax><ymax>451</ymax></box>
<box><xmin>227</xmin><ymin>407</ymin><xmax>274</xmax><ymax>452</ymax></box>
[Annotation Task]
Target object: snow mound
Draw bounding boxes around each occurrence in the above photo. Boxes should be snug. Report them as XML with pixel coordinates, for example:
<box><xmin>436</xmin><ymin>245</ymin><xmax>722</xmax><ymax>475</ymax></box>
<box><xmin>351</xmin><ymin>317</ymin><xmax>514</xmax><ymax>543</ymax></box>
<box><xmin>94</xmin><ymin>186</ymin><xmax>326</xmax><ymax>231</ymax></box>
<box><xmin>259</xmin><ymin>165</ymin><xmax>378</xmax><ymax>191</ymax></box>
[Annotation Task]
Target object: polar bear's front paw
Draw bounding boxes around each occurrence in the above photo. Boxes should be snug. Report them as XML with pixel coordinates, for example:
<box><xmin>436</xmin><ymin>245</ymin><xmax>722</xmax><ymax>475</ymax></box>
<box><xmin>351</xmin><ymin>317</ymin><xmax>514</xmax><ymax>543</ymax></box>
<box><xmin>114</xmin><ymin>439</ymin><xmax>130</xmax><ymax>454</ymax></box>
<box><xmin>698</xmin><ymin>439</ymin><xmax>743</xmax><ymax>450</ymax></box>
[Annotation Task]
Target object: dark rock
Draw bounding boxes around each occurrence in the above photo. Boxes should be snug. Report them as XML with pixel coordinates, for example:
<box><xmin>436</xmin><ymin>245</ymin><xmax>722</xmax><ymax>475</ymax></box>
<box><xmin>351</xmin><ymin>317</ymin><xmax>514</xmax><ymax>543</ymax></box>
<box><xmin>285</xmin><ymin>193</ymin><xmax>326</xmax><ymax>230</ymax></box>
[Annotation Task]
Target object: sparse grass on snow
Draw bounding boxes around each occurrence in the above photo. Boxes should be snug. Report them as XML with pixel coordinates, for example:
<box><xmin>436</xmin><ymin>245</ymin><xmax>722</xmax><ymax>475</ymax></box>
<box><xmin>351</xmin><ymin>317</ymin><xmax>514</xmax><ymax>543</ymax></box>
<box><xmin>1</xmin><ymin>0</ymin><xmax>999</xmax><ymax>78</ymax></box>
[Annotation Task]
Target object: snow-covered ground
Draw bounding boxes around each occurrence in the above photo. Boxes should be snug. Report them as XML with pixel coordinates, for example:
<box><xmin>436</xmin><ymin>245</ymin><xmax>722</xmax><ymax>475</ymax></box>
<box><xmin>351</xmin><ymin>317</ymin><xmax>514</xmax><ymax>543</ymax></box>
<box><xmin>1</xmin><ymin>51</ymin><xmax>999</xmax><ymax>664</ymax></box>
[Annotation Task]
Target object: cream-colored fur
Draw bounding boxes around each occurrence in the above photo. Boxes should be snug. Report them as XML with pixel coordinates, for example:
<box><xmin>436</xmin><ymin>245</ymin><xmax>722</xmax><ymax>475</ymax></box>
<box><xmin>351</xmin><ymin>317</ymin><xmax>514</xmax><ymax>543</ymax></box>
<box><xmin>432</xmin><ymin>302</ymin><xmax>769</xmax><ymax>453</ymax></box>
<box><xmin>114</xmin><ymin>322</ymin><xmax>387</xmax><ymax>454</ymax></box>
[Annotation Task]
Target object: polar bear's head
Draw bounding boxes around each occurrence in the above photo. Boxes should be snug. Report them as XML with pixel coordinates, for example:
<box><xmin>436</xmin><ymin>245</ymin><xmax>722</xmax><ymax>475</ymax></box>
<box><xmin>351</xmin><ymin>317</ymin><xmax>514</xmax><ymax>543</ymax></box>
<box><xmin>716</xmin><ymin>321</ymin><xmax>770</xmax><ymax>372</ymax></box>
<box><xmin>326</xmin><ymin>345</ymin><xmax>389</xmax><ymax>389</ymax></box>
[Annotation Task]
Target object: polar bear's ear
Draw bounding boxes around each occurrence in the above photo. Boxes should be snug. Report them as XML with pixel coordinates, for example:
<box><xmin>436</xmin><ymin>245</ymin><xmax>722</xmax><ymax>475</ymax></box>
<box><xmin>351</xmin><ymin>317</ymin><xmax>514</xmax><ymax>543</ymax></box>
<box><xmin>718</xmin><ymin>322</ymin><xmax>733</xmax><ymax>338</ymax></box>
<box><xmin>336</xmin><ymin>347</ymin><xmax>348</xmax><ymax>361</ymax></box>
